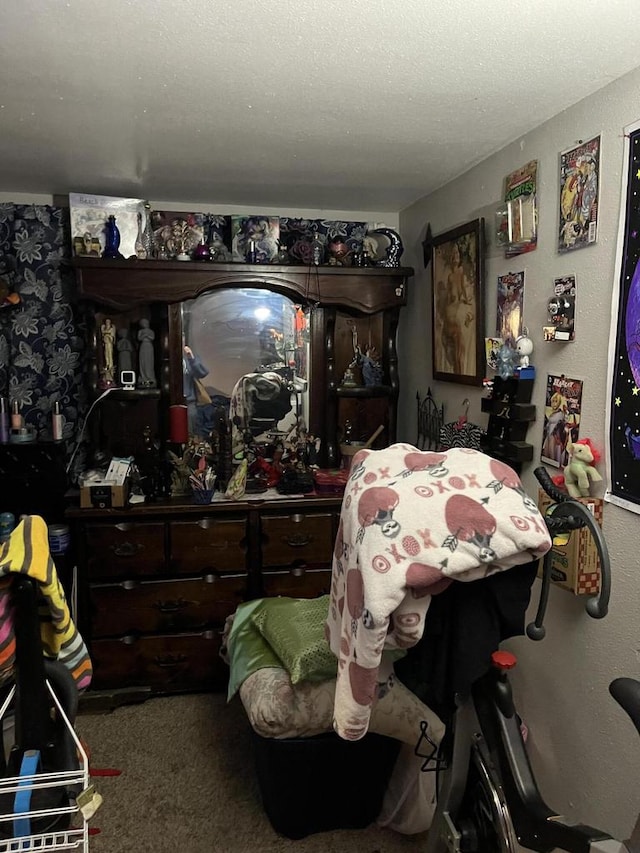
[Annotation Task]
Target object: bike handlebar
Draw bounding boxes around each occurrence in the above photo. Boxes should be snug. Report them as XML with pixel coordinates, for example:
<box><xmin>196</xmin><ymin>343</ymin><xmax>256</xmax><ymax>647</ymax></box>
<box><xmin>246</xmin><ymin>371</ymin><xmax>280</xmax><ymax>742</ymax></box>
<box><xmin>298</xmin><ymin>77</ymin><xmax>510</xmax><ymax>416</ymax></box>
<box><xmin>526</xmin><ymin>466</ymin><xmax>610</xmax><ymax>640</ymax></box>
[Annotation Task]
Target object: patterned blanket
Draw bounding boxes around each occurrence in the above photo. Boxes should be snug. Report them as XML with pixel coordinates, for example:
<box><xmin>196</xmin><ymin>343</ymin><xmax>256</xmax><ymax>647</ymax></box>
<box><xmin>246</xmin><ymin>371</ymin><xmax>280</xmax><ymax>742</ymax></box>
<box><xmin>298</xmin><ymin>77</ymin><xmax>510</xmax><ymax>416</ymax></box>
<box><xmin>0</xmin><ymin>515</ymin><xmax>92</xmax><ymax>690</ymax></box>
<box><xmin>326</xmin><ymin>445</ymin><xmax>552</xmax><ymax>740</ymax></box>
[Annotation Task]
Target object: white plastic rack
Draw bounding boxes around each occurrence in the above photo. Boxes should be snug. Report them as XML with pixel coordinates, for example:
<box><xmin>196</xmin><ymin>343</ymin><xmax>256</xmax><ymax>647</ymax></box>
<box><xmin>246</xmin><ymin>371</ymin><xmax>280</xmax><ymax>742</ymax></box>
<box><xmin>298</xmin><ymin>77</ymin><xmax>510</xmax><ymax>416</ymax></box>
<box><xmin>0</xmin><ymin>682</ymin><xmax>89</xmax><ymax>852</ymax></box>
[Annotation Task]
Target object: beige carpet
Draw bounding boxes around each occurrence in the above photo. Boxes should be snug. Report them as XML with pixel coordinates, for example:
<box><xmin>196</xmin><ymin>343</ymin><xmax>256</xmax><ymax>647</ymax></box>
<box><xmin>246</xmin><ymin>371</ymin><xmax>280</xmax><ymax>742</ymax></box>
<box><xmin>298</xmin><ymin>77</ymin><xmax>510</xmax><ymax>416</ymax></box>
<box><xmin>76</xmin><ymin>693</ymin><xmax>429</xmax><ymax>853</ymax></box>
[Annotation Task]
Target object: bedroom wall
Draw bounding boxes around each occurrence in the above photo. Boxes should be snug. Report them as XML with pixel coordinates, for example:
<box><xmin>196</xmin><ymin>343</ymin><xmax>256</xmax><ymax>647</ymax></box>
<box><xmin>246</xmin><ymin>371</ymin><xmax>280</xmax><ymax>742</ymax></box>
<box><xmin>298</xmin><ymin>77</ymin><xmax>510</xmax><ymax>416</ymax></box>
<box><xmin>397</xmin><ymin>65</ymin><xmax>640</xmax><ymax>840</ymax></box>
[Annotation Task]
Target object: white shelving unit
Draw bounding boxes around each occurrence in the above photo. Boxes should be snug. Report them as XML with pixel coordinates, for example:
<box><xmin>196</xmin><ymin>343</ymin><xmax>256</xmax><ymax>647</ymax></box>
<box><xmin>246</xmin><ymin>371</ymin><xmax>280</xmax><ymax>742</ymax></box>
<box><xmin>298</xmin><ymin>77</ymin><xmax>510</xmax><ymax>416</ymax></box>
<box><xmin>0</xmin><ymin>682</ymin><xmax>89</xmax><ymax>852</ymax></box>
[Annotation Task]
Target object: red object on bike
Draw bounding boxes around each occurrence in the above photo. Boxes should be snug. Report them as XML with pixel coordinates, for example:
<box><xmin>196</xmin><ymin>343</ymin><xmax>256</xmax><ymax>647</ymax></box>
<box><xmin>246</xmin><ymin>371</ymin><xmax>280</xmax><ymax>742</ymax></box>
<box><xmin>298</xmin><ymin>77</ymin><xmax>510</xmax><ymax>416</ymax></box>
<box><xmin>491</xmin><ymin>650</ymin><xmax>517</xmax><ymax>670</ymax></box>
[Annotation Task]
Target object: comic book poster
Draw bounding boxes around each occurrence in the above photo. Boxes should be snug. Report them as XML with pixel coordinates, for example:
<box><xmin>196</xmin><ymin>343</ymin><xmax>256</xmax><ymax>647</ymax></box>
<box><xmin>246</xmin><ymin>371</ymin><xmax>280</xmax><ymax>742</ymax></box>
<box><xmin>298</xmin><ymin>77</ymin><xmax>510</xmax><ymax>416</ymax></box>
<box><xmin>541</xmin><ymin>374</ymin><xmax>583</xmax><ymax>468</ymax></box>
<box><xmin>558</xmin><ymin>135</ymin><xmax>600</xmax><ymax>253</ymax></box>
<box><xmin>547</xmin><ymin>275</ymin><xmax>577</xmax><ymax>341</ymax></box>
<box><xmin>504</xmin><ymin>160</ymin><xmax>538</xmax><ymax>258</ymax></box>
<box><xmin>496</xmin><ymin>271</ymin><xmax>525</xmax><ymax>344</ymax></box>
<box><xmin>485</xmin><ymin>337</ymin><xmax>503</xmax><ymax>371</ymax></box>
<box><xmin>606</xmin><ymin>120</ymin><xmax>640</xmax><ymax>512</ymax></box>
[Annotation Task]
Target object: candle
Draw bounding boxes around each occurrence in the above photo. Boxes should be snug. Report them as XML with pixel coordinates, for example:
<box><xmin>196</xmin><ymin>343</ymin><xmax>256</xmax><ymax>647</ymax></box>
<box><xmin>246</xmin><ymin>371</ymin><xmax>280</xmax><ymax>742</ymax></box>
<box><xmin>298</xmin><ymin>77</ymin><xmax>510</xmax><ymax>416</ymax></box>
<box><xmin>169</xmin><ymin>405</ymin><xmax>189</xmax><ymax>444</ymax></box>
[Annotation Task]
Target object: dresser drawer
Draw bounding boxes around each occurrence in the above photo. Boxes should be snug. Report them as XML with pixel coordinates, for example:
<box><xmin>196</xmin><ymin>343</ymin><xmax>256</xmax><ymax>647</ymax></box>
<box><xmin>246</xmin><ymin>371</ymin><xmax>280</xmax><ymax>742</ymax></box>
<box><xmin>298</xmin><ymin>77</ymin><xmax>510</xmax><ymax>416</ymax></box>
<box><xmin>260</xmin><ymin>512</ymin><xmax>334</xmax><ymax>568</ymax></box>
<box><xmin>169</xmin><ymin>516</ymin><xmax>247</xmax><ymax>574</ymax></box>
<box><xmin>85</xmin><ymin>521</ymin><xmax>165</xmax><ymax>579</ymax></box>
<box><xmin>90</xmin><ymin>574</ymin><xmax>246</xmax><ymax>638</ymax></box>
<box><xmin>262</xmin><ymin>567</ymin><xmax>332</xmax><ymax>599</ymax></box>
<box><xmin>90</xmin><ymin>631</ymin><xmax>227</xmax><ymax>692</ymax></box>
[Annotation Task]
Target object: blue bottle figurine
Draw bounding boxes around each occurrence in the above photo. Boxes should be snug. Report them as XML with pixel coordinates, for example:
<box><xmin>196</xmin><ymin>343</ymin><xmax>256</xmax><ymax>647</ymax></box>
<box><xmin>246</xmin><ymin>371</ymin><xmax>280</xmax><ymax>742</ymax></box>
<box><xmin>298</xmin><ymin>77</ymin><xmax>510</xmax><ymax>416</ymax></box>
<box><xmin>104</xmin><ymin>215</ymin><xmax>124</xmax><ymax>259</ymax></box>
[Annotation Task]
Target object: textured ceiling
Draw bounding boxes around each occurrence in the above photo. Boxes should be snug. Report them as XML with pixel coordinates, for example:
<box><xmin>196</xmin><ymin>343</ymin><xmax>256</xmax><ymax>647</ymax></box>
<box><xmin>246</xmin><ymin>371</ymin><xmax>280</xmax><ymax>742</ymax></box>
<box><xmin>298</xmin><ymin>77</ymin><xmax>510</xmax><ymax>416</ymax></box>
<box><xmin>1</xmin><ymin>0</ymin><xmax>640</xmax><ymax>212</ymax></box>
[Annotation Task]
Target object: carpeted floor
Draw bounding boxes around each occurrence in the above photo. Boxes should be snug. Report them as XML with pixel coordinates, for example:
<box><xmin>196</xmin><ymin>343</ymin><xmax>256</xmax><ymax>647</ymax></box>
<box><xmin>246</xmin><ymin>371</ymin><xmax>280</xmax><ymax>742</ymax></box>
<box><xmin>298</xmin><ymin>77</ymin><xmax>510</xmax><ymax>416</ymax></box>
<box><xmin>76</xmin><ymin>693</ymin><xmax>429</xmax><ymax>853</ymax></box>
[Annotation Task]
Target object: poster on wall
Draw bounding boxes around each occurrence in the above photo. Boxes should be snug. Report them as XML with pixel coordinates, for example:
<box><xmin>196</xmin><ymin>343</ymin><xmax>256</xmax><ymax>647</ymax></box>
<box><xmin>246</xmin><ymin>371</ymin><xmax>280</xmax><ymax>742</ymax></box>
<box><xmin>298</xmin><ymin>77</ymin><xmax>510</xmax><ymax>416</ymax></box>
<box><xmin>605</xmin><ymin>119</ymin><xmax>640</xmax><ymax>513</ymax></box>
<box><xmin>496</xmin><ymin>271</ymin><xmax>525</xmax><ymax>344</ymax></box>
<box><xmin>558</xmin><ymin>135</ymin><xmax>601</xmax><ymax>253</ymax></box>
<box><xmin>504</xmin><ymin>161</ymin><xmax>538</xmax><ymax>258</ymax></box>
<box><xmin>541</xmin><ymin>374</ymin><xmax>583</xmax><ymax>468</ymax></box>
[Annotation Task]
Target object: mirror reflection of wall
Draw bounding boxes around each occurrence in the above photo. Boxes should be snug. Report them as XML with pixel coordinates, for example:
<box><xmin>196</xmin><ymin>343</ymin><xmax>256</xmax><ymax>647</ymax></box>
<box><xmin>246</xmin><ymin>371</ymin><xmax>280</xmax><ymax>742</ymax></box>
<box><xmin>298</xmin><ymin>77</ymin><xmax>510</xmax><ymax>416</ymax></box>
<box><xmin>181</xmin><ymin>288</ymin><xmax>310</xmax><ymax>442</ymax></box>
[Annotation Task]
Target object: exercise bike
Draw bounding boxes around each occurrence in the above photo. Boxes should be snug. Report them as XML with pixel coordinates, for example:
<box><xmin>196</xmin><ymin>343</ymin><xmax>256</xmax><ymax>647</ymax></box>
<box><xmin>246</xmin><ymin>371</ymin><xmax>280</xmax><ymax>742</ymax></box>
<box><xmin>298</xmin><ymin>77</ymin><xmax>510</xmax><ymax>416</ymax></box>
<box><xmin>424</xmin><ymin>468</ymin><xmax>637</xmax><ymax>853</ymax></box>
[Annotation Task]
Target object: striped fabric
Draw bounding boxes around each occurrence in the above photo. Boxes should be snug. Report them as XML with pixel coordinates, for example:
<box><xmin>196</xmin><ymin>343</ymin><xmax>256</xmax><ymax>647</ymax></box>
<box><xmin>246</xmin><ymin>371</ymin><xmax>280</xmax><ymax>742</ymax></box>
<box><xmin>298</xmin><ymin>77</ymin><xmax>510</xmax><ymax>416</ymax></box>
<box><xmin>0</xmin><ymin>515</ymin><xmax>92</xmax><ymax>690</ymax></box>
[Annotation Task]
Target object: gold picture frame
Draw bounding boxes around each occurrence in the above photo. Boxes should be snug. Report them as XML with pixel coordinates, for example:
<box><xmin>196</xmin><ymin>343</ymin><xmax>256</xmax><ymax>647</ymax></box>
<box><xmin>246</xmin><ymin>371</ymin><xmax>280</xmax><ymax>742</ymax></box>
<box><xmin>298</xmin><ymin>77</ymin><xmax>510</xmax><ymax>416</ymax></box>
<box><xmin>431</xmin><ymin>218</ymin><xmax>485</xmax><ymax>386</ymax></box>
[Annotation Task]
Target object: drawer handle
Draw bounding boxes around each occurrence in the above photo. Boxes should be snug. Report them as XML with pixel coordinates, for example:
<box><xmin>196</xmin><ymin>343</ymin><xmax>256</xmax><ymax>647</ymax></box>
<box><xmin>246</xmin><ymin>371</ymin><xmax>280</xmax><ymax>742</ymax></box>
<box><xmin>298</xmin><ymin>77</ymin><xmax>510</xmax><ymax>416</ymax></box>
<box><xmin>290</xmin><ymin>567</ymin><xmax>306</xmax><ymax>577</ymax></box>
<box><xmin>153</xmin><ymin>654</ymin><xmax>188</xmax><ymax>668</ymax></box>
<box><xmin>153</xmin><ymin>598</ymin><xmax>189</xmax><ymax>614</ymax></box>
<box><xmin>112</xmin><ymin>542</ymin><xmax>142</xmax><ymax>558</ymax></box>
<box><xmin>284</xmin><ymin>534</ymin><xmax>312</xmax><ymax>548</ymax></box>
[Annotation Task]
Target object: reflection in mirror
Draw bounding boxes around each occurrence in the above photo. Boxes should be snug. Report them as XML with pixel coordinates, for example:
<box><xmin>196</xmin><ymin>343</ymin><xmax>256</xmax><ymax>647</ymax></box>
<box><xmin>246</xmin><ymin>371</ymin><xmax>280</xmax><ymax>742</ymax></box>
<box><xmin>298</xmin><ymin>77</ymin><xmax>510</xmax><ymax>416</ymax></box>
<box><xmin>181</xmin><ymin>288</ymin><xmax>310</xmax><ymax>451</ymax></box>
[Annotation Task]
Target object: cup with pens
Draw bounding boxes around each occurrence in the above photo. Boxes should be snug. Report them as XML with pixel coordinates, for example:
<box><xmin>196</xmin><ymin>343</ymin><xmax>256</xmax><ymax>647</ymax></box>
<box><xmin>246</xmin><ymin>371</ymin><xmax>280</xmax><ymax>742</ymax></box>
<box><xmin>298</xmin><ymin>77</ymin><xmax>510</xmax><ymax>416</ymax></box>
<box><xmin>190</xmin><ymin>459</ymin><xmax>216</xmax><ymax>504</ymax></box>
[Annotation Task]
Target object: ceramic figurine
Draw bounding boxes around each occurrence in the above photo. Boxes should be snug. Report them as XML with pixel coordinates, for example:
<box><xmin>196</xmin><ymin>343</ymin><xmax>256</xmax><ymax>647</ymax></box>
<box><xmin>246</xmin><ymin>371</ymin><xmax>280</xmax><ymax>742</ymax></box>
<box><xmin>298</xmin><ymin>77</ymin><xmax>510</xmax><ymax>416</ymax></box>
<box><xmin>117</xmin><ymin>327</ymin><xmax>135</xmax><ymax>378</ymax></box>
<box><xmin>137</xmin><ymin>319</ymin><xmax>157</xmax><ymax>387</ymax></box>
<box><xmin>100</xmin><ymin>317</ymin><xmax>116</xmax><ymax>385</ymax></box>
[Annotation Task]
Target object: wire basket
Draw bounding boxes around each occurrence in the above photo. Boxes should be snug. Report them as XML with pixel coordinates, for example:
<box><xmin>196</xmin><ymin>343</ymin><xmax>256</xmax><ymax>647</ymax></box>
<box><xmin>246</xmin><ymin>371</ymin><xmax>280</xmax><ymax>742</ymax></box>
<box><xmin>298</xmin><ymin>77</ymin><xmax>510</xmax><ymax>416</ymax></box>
<box><xmin>0</xmin><ymin>682</ymin><xmax>90</xmax><ymax>852</ymax></box>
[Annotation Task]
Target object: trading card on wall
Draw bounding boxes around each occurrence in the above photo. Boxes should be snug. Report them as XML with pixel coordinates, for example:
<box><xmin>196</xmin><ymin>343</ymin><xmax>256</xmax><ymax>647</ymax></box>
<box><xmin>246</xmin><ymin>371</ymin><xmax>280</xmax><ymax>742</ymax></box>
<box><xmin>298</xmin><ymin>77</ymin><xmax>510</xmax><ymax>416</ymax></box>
<box><xmin>548</xmin><ymin>275</ymin><xmax>577</xmax><ymax>341</ymax></box>
<box><xmin>558</xmin><ymin>135</ymin><xmax>601</xmax><ymax>253</ymax></box>
<box><xmin>540</xmin><ymin>374</ymin><xmax>583</xmax><ymax>468</ymax></box>
<box><xmin>496</xmin><ymin>271</ymin><xmax>525</xmax><ymax>344</ymax></box>
<box><xmin>485</xmin><ymin>337</ymin><xmax>503</xmax><ymax>371</ymax></box>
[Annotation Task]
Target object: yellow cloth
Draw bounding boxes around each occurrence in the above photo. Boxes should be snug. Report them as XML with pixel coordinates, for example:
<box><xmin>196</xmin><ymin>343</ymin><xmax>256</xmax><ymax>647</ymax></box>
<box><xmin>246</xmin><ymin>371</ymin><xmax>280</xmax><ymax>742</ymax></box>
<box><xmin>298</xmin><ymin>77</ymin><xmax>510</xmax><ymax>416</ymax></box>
<box><xmin>0</xmin><ymin>515</ymin><xmax>92</xmax><ymax>689</ymax></box>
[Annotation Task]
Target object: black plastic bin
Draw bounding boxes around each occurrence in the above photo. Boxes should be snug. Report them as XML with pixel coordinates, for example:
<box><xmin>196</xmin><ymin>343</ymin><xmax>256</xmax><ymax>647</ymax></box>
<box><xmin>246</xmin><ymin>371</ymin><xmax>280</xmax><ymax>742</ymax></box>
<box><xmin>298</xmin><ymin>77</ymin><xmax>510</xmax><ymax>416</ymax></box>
<box><xmin>252</xmin><ymin>729</ymin><xmax>401</xmax><ymax>839</ymax></box>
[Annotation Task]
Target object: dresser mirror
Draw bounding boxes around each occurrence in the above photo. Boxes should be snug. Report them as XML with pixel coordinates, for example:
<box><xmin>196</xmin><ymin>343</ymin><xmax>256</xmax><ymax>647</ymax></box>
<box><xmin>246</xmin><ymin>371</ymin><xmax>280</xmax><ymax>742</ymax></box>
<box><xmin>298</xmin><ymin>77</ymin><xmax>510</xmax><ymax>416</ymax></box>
<box><xmin>180</xmin><ymin>287</ymin><xmax>310</xmax><ymax>443</ymax></box>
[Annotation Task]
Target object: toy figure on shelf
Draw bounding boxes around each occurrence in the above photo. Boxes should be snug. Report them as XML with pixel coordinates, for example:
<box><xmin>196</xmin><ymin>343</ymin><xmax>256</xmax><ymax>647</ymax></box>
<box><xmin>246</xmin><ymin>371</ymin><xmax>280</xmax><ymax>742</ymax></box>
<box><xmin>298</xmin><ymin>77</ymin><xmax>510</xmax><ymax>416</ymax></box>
<box><xmin>564</xmin><ymin>437</ymin><xmax>602</xmax><ymax>498</ymax></box>
<box><xmin>515</xmin><ymin>332</ymin><xmax>534</xmax><ymax>368</ymax></box>
<box><xmin>496</xmin><ymin>342</ymin><xmax>519</xmax><ymax>379</ymax></box>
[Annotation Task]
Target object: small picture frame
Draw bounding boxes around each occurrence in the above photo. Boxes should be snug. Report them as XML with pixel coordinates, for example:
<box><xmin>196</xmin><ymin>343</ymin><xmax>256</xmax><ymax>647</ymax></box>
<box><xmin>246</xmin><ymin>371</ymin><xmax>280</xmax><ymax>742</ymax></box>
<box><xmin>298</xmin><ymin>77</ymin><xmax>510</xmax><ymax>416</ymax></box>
<box><xmin>431</xmin><ymin>219</ymin><xmax>485</xmax><ymax>386</ymax></box>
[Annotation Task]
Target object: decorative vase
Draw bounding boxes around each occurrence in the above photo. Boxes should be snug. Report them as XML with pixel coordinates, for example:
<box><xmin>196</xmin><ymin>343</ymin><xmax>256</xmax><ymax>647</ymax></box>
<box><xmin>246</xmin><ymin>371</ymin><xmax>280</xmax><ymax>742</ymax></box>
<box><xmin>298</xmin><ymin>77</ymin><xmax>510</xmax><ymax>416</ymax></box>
<box><xmin>134</xmin><ymin>212</ymin><xmax>147</xmax><ymax>259</ymax></box>
<box><xmin>104</xmin><ymin>215</ymin><xmax>124</xmax><ymax>259</ymax></box>
<box><xmin>311</xmin><ymin>233</ymin><xmax>325</xmax><ymax>266</ymax></box>
<box><xmin>142</xmin><ymin>203</ymin><xmax>154</xmax><ymax>258</ymax></box>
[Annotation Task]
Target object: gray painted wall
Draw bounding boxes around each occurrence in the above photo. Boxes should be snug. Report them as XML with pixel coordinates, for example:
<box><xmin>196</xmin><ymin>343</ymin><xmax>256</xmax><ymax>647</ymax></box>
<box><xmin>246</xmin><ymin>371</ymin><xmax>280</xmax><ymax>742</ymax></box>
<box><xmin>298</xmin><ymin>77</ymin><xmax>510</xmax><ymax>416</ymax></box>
<box><xmin>397</xmin><ymin>66</ymin><xmax>640</xmax><ymax>840</ymax></box>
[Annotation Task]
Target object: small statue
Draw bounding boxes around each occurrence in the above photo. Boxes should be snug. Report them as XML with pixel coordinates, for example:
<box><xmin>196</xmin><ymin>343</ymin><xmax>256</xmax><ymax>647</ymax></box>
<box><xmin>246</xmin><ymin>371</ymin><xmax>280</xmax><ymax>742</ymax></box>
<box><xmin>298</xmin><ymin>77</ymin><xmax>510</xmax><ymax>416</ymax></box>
<box><xmin>496</xmin><ymin>343</ymin><xmax>518</xmax><ymax>379</ymax></box>
<box><xmin>117</xmin><ymin>327</ymin><xmax>135</xmax><ymax>379</ymax></box>
<box><xmin>100</xmin><ymin>317</ymin><xmax>116</xmax><ymax>386</ymax></box>
<box><xmin>137</xmin><ymin>319</ymin><xmax>157</xmax><ymax>387</ymax></box>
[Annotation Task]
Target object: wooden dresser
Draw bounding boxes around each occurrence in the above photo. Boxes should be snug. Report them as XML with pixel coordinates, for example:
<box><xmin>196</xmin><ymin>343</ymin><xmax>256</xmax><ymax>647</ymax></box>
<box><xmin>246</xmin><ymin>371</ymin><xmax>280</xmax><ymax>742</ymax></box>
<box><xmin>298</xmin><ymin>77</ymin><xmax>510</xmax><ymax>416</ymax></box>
<box><xmin>66</xmin><ymin>494</ymin><xmax>341</xmax><ymax>694</ymax></box>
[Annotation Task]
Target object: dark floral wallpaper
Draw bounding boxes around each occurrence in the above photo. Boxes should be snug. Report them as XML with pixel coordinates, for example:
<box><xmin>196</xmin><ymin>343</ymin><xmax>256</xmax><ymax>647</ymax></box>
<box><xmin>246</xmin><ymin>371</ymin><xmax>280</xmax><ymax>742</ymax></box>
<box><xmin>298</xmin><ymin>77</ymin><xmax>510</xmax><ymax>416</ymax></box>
<box><xmin>0</xmin><ymin>204</ymin><xmax>84</xmax><ymax>451</ymax></box>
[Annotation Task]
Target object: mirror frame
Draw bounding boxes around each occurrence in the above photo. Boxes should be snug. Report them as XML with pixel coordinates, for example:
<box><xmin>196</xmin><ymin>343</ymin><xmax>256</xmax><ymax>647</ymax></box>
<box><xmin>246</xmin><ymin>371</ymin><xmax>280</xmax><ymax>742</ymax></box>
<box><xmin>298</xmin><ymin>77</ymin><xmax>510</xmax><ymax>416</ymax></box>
<box><xmin>72</xmin><ymin>259</ymin><xmax>412</xmax><ymax>467</ymax></box>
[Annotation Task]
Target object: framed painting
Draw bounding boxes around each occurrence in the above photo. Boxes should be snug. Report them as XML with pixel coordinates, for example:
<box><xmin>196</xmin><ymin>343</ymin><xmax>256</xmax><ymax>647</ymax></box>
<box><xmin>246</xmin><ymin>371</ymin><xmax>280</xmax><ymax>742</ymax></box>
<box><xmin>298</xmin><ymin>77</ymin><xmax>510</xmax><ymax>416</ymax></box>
<box><xmin>431</xmin><ymin>218</ymin><xmax>485</xmax><ymax>385</ymax></box>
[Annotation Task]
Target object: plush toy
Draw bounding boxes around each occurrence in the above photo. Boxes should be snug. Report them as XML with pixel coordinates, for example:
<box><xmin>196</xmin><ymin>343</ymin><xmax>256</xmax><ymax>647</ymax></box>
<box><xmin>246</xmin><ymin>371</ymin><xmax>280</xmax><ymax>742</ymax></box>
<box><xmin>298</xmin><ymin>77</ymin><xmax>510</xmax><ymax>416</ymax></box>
<box><xmin>564</xmin><ymin>437</ymin><xmax>602</xmax><ymax>498</ymax></box>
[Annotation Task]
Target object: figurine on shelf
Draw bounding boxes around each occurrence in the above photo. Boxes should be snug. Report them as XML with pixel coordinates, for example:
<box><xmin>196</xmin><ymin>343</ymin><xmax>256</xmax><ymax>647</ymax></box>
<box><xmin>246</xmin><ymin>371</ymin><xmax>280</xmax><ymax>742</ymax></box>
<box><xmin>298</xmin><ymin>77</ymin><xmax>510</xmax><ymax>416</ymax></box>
<box><xmin>496</xmin><ymin>342</ymin><xmax>519</xmax><ymax>379</ymax></box>
<box><xmin>117</xmin><ymin>327</ymin><xmax>135</xmax><ymax>379</ymax></box>
<box><xmin>515</xmin><ymin>331</ymin><xmax>534</xmax><ymax>368</ymax></box>
<box><xmin>100</xmin><ymin>317</ymin><xmax>116</xmax><ymax>386</ymax></box>
<box><xmin>564</xmin><ymin>437</ymin><xmax>602</xmax><ymax>498</ymax></box>
<box><xmin>362</xmin><ymin>344</ymin><xmax>383</xmax><ymax>387</ymax></box>
<box><xmin>137</xmin><ymin>319</ymin><xmax>157</xmax><ymax>387</ymax></box>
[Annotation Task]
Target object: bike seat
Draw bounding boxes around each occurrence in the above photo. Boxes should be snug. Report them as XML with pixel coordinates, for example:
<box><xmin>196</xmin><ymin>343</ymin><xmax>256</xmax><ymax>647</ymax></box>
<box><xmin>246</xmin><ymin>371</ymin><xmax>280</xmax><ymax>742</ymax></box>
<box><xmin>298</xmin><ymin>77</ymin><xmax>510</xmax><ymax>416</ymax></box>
<box><xmin>609</xmin><ymin>677</ymin><xmax>640</xmax><ymax>735</ymax></box>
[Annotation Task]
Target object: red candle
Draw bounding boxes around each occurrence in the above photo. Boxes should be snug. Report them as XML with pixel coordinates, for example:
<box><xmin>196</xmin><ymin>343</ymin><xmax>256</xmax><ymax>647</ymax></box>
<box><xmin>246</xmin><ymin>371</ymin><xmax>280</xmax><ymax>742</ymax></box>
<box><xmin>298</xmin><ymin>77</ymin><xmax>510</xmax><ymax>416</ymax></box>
<box><xmin>169</xmin><ymin>405</ymin><xmax>188</xmax><ymax>444</ymax></box>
